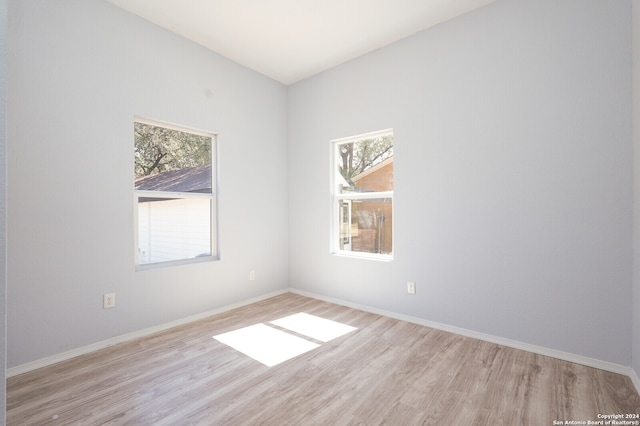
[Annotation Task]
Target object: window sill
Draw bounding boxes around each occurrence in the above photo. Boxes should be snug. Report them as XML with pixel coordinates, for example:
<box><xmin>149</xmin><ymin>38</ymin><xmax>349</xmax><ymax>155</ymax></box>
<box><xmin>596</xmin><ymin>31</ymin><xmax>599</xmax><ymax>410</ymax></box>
<box><xmin>332</xmin><ymin>251</ymin><xmax>393</xmax><ymax>262</ymax></box>
<box><xmin>135</xmin><ymin>255</ymin><xmax>217</xmax><ymax>271</ymax></box>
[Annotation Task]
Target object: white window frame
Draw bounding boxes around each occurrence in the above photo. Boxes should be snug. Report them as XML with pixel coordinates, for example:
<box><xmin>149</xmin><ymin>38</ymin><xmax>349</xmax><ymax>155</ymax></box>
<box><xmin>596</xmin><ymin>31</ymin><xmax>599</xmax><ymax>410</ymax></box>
<box><xmin>134</xmin><ymin>116</ymin><xmax>218</xmax><ymax>270</ymax></box>
<box><xmin>331</xmin><ymin>129</ymin><xmax>394</xmax><ymax>261</ymax></box>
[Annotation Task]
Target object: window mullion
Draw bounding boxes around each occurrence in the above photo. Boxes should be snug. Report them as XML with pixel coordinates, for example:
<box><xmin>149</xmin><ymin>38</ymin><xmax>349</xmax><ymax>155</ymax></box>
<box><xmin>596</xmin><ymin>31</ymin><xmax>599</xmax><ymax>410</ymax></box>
<box><xmin>336</xmin><ymin>191</ymin><xmax>393</xmax><ymax>201</ymax></box>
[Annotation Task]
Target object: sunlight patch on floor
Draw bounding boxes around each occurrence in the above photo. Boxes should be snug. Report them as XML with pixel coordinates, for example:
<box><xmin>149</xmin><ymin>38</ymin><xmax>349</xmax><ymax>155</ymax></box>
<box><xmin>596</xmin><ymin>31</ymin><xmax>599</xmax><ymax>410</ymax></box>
<box><xmin>213</xmin><ymin>313</ymin><xmax>357</xmax><ymax>367</ymax></box>
<box><xmin>270</xmin><ymin>312</ymin><xmax>357</xmax><ymax>342</ymax></box>
<box><xmin>213</xmin><ymin>323</ymin><xmax>319</xmax><ymax>367</ymax></box>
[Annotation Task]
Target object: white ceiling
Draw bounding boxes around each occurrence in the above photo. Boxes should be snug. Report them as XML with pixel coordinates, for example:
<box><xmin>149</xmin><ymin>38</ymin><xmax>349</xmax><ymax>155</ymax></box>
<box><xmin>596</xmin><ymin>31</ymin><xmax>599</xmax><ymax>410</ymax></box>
<box><xmin>106</xmin><ymin>0</ymin><xmax>495</xmax><ymax>85</ymax></box>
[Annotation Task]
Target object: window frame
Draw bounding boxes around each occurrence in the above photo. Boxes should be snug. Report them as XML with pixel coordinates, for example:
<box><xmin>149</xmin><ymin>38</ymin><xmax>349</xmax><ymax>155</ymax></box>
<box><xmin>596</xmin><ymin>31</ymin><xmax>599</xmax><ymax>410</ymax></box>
<box><xmin>331</xmin><ymin>129</ymin><xmax>394</xmax><ymax>261</ymax></box>
<box><xmin>133</xmin><ymin>116</ymin><xmax>218</xmax><ymax>270</ymax></box>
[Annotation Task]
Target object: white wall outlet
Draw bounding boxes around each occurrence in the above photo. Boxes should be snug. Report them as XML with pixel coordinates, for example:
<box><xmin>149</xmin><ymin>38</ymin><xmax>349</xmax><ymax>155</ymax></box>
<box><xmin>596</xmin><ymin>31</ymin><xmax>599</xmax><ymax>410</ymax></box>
<box><xmin>103</xmin><ymin>293</ymin><xmax>116</xmax><ymax>309</ymax></box>
<box><xmin>407</xmin><ymin>282</ymin><xmax>416</xmax><ymax>295</ymax></box>
<box><xmin>249</xmin><ymin>271</ymin><xmax>256</xmax><ymax>281</ymax></box>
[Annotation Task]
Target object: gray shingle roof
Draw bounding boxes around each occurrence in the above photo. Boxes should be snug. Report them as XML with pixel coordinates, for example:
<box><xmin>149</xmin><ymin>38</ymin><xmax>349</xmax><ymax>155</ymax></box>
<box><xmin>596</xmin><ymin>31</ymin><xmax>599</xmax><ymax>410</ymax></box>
<box><xmin>135</xmin><ymin>164</ymin><xmax>212</xmax><ymax>193</ymax></box>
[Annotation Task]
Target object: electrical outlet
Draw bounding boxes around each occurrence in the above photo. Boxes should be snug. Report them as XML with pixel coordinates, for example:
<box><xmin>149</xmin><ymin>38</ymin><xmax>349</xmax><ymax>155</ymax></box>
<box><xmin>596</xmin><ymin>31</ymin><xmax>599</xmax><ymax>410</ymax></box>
<box><xmin>407</xmin><ymin>282</ymin><xmax>416</xmax><ymax>295</ymax></box>
<box><xmin>103</xmin><ymin>293</ymin><xmax>116</xmax><ymax>309</ymax></box>
<box><xmin>249</xmin><ymin>271</ymin><xmax>256</xmax><ymax>281</ymax></box>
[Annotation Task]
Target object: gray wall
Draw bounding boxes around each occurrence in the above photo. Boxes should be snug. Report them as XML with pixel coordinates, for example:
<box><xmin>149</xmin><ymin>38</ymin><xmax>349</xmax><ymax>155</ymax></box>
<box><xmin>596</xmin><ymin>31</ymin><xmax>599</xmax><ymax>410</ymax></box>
<box><xmin>5</xmin><ymin>0</ymin><xmax>637</xmax><ymax>380</ymax></box>
<box><xmin>0</xmin><ymin>0</ymin><xmax>6</xmax><ymax>420</ymax></box>
<box><xmin>633</xmin><ymin>0</ymin><xmax>640</xmax><ymax>379</ymax></box>
<box><xmin>288</xmin><ymin>0</ymin><xmax>633</xmax><ymax>366</ymax></box>
<box><xmin>6</xmin><ymin>0</ymin><xmax>289</xmax><ymax>368</ymax></box>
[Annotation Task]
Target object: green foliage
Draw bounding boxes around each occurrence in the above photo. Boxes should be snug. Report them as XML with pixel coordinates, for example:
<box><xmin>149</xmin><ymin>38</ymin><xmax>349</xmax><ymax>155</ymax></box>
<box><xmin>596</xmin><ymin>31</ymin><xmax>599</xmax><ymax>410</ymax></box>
<box><xmin>134</xmin><ymin>122</ymin><xmax>212</xmax><ymax>178</ymax></box>
<box><xmin>338</xmin><ymin>134</ymin><xmax>393</xmax><ymax>180</ymax></box>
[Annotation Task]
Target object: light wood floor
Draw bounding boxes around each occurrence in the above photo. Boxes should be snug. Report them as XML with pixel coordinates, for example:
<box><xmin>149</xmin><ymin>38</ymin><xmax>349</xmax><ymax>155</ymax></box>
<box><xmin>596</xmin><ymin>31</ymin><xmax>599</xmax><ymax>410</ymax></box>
<box><xmin>7</xmin><ymin>293</ymin><xmax>640</xmax><ymax>425</ymax></box>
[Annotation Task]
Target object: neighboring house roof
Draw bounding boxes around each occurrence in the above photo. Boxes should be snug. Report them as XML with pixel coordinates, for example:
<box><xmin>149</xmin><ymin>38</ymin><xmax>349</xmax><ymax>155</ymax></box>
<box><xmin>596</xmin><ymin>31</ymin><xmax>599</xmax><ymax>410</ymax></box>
<box><xmin>351</xmin><ymin>156</ymin><xmax>393</xmax><ymax>183</ymax></box>
<box><xmin>135</xmin><ymin>164</ymin><xmax>212</xmax><ymax>193</ymax></box>
<box><xmin>338</xmin><ymin>172</ymin><xmax>352</xmax><ymax>188</ymax></box>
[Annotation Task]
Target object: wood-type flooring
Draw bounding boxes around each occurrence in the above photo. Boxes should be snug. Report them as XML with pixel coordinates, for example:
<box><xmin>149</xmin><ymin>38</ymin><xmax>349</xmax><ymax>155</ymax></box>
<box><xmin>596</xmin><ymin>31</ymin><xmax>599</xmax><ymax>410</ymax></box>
<box><xmin>7</xmin><ymin>293</ymin><xmax>640</xmax><ymax>425</ymax></box>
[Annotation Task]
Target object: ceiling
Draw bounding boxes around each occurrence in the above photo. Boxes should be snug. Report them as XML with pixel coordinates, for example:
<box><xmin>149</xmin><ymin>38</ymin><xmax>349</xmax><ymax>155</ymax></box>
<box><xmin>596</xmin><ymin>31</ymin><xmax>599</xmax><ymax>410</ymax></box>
<box><xmin>106</xmin><ymin>0</ymin><xmax>495</xmax><ymax>85</ymax></box>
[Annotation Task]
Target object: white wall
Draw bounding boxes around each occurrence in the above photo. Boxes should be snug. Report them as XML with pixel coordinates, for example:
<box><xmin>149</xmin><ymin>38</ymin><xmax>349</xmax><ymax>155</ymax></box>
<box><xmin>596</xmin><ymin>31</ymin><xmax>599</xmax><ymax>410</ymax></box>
<box><xmin>288</xmin><ymin>0</ymin><xmax>633</xmax><ymax>366</ymax></box>
<box><xmin>633</xmin><ymin>0</ymin><xmax>640</xmax><ymax>381</ymax></box>
<box><xmin>6</xmin><ymin>0</ymin><xmax>289</xmax><ymax>368</ymax></box>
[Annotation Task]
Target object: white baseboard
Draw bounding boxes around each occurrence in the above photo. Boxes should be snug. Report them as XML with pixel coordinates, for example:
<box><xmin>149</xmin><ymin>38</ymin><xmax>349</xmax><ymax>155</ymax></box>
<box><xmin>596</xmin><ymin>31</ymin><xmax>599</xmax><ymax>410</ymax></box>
<box><xmin>8</xmin><ymin>287</ymin><xmax>637</xmax><ymax>390</ymax></box>
<box><xmin>631</xmin><ymin>368</ymin><xmax>640</xmax><ymax>396</ymax></box>
<box><xmin>289</xmin><ymin>289</ymin><xmax>633</xmax><ymax>378</ymax></box>
<box><xmin>7</xmin><ymin>289</ymin><xmax>289</xmax><ymax>378</ymax></box>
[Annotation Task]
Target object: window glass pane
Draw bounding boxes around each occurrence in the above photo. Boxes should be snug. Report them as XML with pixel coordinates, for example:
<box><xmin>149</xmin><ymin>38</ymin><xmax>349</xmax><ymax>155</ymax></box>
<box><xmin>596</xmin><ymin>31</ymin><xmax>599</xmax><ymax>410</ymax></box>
<box><xmin>134</xmin><ymin>122</ymin><xmax>212</xmax><ymax>193</ymax></box>
<box><xmin>339</xmin><ymin>198</ymin><xmax>392</xmax><ymax>255</ymax></box>
<box><xmin>137</xmin><ymin>198</ymin><xmax>211</xmax><ymax>264</ymax></box>
<box><xmin>133</xmin><ymin>119</ymin><xmax>217</xmax><ymax>268</ymax></box>
<box><xmin>337</xmin><ymin>134</ymin><xmax>393</xmax><ymax>194</ymax></box>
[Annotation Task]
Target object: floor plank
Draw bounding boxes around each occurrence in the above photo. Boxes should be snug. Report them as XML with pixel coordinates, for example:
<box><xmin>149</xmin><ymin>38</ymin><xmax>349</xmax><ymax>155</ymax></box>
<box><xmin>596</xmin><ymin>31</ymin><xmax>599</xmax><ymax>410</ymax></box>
<box><xmin>7</xmin><ymin>293</ymin><xmax>640</xmax><ymax>425</ymax></box>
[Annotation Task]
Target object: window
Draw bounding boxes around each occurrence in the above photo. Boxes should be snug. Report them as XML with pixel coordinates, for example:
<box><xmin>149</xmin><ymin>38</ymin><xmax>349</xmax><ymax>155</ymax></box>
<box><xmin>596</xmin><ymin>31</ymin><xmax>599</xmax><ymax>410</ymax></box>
<box><xmin>332</xmin><ymin>129</ymin><xmax>393</xmax><ymax>260</ymax></box>
<box><xmin>134</xmin><ymin>117</ymin><xmax>217</xmax><ymax>268</ymax></box>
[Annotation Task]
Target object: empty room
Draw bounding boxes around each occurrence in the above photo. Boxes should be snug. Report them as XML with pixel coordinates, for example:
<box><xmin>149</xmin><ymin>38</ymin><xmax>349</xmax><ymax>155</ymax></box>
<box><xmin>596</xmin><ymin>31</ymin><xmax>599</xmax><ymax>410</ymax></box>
<box><xmin>1</xmin><ymin>0</ymin><xmax>640</xmax><ymax>424</ymax></box>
